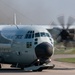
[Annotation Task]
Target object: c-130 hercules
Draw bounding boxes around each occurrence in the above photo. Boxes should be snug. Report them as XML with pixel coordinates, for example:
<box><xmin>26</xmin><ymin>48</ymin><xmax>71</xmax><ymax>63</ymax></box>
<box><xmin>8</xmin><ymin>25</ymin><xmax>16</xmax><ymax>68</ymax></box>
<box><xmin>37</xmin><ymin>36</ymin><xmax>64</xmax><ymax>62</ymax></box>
<box><xmin>0</xmin><ymin>25</ymin><xmax>54</xmax><ymax>71</ymax></box>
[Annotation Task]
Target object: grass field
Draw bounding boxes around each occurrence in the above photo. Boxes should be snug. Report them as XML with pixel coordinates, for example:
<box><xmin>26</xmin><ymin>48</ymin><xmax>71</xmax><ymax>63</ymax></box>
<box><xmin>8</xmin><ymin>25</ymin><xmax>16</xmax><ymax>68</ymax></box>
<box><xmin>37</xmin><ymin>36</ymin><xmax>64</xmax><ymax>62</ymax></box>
<box><xmin>54</xmin><ymin>48</ymin><xmax>75</xmax><ymax>54</ymax></box>
<box><xmin>55</xmin><ymin>58</ymin><xmax>75</xmax><ymax>63</ymax></box>
<box><xmin>54</xmin><ymin>42</ymin><xmax>75</xmax><ymax>63</ymax></box>
<box><xmin>54</xmin><ymin>44</ymin><xmax>75</xmax><ymax>54</ymax></box>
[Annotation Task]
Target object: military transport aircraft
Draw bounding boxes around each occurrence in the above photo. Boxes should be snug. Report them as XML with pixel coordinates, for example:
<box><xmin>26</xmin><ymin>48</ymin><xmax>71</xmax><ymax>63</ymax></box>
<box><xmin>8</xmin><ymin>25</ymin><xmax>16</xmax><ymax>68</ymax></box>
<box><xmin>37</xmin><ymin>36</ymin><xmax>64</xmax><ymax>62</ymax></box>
<box><xmin>0</xmin><ymin>25</ymin><xmax>54</xmax><ymax>71</ymax></box>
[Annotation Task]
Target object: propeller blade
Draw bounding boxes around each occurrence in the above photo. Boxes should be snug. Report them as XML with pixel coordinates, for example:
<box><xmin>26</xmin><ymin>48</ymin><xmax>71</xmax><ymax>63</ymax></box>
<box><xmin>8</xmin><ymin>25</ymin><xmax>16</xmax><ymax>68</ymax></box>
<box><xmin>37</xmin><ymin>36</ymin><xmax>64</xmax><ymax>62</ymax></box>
<box><xmin>57</xmin><ymin>16</ymin><xmax>65</xmax><ymax>29</ymax></box>
<box><xmin>66</xmin><ymin>16</ymin><xmax>75</xmax><ymax>29</ymax></box>
<box><xmin>51</xmin><ymin>21</ymin><xmax>57</xmax><ymax>26</ymax></box>
<box><xmin>50</xmin><ymin>27</ymin><xmax>62</xmax><ymax>41</ymax></box>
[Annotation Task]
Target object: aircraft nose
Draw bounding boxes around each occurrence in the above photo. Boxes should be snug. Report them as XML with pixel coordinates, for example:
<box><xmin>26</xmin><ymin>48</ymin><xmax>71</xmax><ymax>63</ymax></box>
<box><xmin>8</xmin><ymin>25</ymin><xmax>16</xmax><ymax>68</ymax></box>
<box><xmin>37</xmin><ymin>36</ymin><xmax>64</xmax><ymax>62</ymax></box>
<box><xmin>35</xmin><ymin>42</ymin><xmax>53</xmax><ymax>59</ymax></box>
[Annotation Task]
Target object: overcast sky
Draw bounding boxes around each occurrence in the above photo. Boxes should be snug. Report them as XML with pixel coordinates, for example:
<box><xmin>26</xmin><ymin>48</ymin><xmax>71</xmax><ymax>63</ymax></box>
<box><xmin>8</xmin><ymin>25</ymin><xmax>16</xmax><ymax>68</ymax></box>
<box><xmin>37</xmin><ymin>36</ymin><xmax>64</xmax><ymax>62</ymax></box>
<box><xmin>0</xmin><ymin>0</ymin><xmax>75</xmax><ymax>25</ymax></box>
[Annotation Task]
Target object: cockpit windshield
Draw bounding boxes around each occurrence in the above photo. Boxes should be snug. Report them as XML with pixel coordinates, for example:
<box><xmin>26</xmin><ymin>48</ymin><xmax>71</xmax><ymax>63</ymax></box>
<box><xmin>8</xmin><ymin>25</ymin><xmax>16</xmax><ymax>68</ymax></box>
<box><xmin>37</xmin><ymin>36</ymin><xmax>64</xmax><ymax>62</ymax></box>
<box><xmin>41</xmin><ymin>32</ymin><xmax>46</xmax><ymax>37</ymax></box>
<box><xmin>35</xmin><ymin>33</ymin><xmax>40</xmax><ymax>37</ymax></box>
<box><xmin>45</xmin><ymin>33</ymin><xmax>50</xmax><ymax>37</ymax></box>
<box><xmin>35</xmin><ymin>32</ymin><xmax>51</xmax><ymax>37</ymax></box>
<box><xmin>25</xmin><ymin>31</ymin><xmax>51</xmax><ymax>39</ymax></box>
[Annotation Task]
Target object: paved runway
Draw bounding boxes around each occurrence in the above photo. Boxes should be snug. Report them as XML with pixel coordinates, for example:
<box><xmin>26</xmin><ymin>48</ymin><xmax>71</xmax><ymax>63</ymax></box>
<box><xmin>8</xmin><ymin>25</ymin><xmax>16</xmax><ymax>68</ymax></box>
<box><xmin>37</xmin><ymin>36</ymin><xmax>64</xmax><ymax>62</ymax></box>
<box><xmin>0</xmin><ymin>54</ymin><xmax>75</xmax><ymax>75</ymax></box>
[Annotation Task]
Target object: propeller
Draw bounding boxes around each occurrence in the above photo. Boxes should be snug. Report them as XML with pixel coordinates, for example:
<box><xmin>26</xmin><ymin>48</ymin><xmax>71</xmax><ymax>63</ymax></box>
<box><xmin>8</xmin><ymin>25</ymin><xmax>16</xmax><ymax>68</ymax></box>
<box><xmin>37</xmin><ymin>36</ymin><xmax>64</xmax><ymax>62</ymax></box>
<box><xmin>57</xmin><ymin>16</ymin><xmax>65</xmax><ymax>29</ymax></box>
<box><xmin>51</xmin><ymin>16</ymin><xmax>75</xmax><ymax>46</ymax></box>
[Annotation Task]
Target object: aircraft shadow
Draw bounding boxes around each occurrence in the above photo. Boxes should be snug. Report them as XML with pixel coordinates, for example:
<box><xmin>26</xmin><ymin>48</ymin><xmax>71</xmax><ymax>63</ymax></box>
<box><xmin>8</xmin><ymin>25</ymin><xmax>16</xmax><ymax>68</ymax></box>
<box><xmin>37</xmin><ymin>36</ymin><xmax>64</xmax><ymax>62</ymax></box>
<box><xmin>0</xmin><ymin>68</ymin><xmax>75</xmax><ymax>73</ymax></box>
<box><xmin>0</xmin><ymin>69</ymin><xmax>33</xmax><ymax>73</ymax></box>
<box><xmin>53</xmin><ymin>68</ymin><xmax>75</xmax><ymax>70</ymax></box>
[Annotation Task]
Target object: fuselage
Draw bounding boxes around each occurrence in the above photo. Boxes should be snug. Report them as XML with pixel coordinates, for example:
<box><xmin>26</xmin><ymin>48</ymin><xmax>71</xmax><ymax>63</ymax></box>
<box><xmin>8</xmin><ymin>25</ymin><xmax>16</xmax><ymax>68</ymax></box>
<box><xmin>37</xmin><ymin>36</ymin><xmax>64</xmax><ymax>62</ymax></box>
<box><xmin>0</xmin><ymin>25</ymin><xmax>54</xmax><ymax>67</ymax></box>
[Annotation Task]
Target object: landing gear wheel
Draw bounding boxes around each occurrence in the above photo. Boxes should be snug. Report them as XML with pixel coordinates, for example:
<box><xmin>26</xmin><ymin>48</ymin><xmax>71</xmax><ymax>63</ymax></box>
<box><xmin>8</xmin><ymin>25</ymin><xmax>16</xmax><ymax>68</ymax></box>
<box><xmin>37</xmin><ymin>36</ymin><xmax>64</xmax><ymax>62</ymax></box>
<box><xmin>21</xmin><ymin>67</ymin><xmax>24</xmax><ymax>70</ymax></box>
<box><xmin>33</xmin><ymin>68</ymin><xmax>42</xmax><ymax>72</ymax></box>
<box><xmin>0</xmin><ymin>64</ymin><xmax>1</xmax><ymax>69</ymax></box>
<box><xmin>37</xmin><ymin>68</ymin><xmax>42</xmax><ymax>72</ymax></box>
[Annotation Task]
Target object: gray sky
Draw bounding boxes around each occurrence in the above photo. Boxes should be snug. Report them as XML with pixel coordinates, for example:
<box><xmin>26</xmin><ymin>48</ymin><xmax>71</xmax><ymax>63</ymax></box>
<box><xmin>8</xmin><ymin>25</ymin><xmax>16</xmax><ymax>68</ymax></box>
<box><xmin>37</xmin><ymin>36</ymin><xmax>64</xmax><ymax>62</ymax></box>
<box><xmin>0</xmin><ymin>0</ymin><xmax>75</xmax><ymax>25</ymax></box>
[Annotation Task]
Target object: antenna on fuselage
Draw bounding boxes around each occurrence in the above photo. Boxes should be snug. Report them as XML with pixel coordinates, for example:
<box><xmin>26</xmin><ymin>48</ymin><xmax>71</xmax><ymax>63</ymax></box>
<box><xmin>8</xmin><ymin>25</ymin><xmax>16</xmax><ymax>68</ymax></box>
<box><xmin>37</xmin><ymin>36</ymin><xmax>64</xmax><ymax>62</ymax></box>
<box><xmin>14</xmin><ymin>13</ymin><xmax>17</xmax><ymax>25</ymax></box>
<box><xmin>13</xmin><ymin>13</ymin><xmax>19</xmax><ymax>29</ymax></box>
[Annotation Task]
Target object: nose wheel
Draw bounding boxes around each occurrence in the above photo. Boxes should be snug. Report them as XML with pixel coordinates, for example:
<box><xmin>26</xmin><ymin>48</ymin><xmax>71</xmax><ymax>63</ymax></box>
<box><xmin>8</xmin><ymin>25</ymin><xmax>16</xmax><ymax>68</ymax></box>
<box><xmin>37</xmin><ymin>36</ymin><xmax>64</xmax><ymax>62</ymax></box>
<box><xmin>0</xmin><ymin>64</ymin><xmax>2</xmax><ymax>69</ymax></box>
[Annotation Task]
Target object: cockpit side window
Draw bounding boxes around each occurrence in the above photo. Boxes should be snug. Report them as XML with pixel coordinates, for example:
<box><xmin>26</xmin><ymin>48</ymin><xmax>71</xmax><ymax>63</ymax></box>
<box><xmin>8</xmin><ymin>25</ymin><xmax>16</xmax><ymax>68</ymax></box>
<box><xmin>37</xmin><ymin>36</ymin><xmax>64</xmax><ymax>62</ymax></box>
<box><xmin>25</xmin><ymin>31</ymin><xmax>34</xmax><ymax>39</ymax></box>
<box><xmin>28</xmin><ymin>34</ymin><xmax>32</xmax><ymax>38</ymax></box>
<box><xmin>32</xmin><ymin>34</ymin><xmax>34</xmax><ymax>38</ymax></box>
<box><xmin>32</xmin><ymin>31</ymin><xmax>34</xmax><ymax>38</ymax></box>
